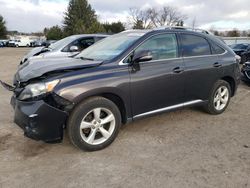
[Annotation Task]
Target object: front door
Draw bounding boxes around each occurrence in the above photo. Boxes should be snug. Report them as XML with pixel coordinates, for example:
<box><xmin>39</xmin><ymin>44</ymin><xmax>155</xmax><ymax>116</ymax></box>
<box><xmin>129</xmin><ymin>33</ymin><xmax>185</xmax><ymax>117</ymax></box>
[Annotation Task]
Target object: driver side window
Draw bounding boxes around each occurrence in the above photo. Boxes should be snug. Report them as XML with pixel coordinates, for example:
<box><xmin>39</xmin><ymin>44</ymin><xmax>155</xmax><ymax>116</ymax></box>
<box><xmin>134</xmin><ymin>33</ymin><xmax>178</xmax><ymax>61</ymax></box>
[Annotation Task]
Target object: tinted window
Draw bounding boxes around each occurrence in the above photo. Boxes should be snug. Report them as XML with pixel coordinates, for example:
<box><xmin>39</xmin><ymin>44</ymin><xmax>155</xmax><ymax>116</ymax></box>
<box><xmin>135</xmin><ymin>33</ymin><xmax>178</xmax><ymax>61</ymax></box>
<box><xmin>63</xmin><ymin>37</ymin><xmax>95</xmax><ymax>52</ymax></box>
<box><xmin>181</xmin><ymin>34</ymin><xmax>211</xmax><ymax>57</ymax></box>
<box><xmin>211</xmin><ymin>43</ymin><xmax>225</xmax><ymax>54</ymax></box>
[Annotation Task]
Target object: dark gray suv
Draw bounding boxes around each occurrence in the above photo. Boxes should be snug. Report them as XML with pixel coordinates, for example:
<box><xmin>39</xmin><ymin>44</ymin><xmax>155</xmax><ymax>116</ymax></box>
<box><xmin>1</xmin><ymin>28</ymin><xmax>241</xmax><ymax>151</ymax></box>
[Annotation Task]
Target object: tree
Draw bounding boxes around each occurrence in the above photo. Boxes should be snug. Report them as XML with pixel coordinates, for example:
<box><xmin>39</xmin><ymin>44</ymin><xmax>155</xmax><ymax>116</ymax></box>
<box><xmin>102</xmin><ymin>22</ymin><xmax>125</xmax><ymax>33</ymax></box>
<box><xmin>128</xmin><ymin>7</ymin><xmax>152</xmax><ymax>29</ymax></box>
<box><xmin>148</xmin><ymin>6</ymin><xmax>187</xmax><ymax>27</ymax></box>
<box><xmin>128</xmin><ymin>6</ymin><xmax>187</xmax><ymax>29</ymax></box>
<box><xmin>63</xmin><ymin>0</ymin><xmax>103</xmax><ymax>35</ymax></box>
<box><xmin>226</xmin><ymin>29</ymin><xmax>240</xmax><ymax>37</ymax></box>
<box><xmin>44</xmin><ymin>25</ymin><xmax>63</xmax><ymax>40</ymax></box>
<box><xmin>0</xmin><ymin>15</ymin><xmax>7</xmax><ymax>39</ymax></box>
<box><xmin>176</xmin><ymin>20</ymin><xmax>184</xmax><ymax>26</ymax></box>
<box><xmin>191</xmin><ymin>17</ymin><xmax>196</xmax><ymax>29</ymax></box>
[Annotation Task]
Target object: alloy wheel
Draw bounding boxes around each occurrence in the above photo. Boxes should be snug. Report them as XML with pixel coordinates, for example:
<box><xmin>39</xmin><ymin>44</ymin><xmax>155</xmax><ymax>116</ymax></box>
<box><xmin>213</xmin><ymin>86</ymin><xmax>229</xmax><ymax>111</ymax></box>
<box><xmin>79</xmin><ymin>108</ymin><xmax>116</xmax><ymax>145</ymax></box>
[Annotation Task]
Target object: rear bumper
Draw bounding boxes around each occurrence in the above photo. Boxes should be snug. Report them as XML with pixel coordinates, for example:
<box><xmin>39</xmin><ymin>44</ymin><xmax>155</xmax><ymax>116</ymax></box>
<box><xmin>11</xmin><ymin>96</ymin><xmax>68</xmax><ymax>142</ymax></box>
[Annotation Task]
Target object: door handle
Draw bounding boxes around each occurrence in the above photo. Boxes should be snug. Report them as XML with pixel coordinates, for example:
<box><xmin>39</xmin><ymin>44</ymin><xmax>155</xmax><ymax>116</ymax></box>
<box><xmin>173</xmin><ymin>67</ymin><xmax>184</xmax><ymax>74</ymax></box>
<box><xmin>213</xmin><ymin>62</ymin><xmax>222</xmax><ymax>68</ymax></box>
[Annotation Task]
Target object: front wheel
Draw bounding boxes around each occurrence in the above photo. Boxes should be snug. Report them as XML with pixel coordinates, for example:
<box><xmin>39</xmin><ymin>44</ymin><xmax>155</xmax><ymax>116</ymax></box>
<box><xmin>204</xmin><ymin>80</ymin><xmax>231</xmax><ymax>115</ymax></box>
<box><xmin>67</xmin><ymin>97</ymin><xmax>121</xmax><ymax>151</ymax></box>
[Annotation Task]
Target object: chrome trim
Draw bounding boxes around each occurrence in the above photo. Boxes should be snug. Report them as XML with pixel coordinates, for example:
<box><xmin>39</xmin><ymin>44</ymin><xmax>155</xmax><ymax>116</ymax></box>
<box><xmin>182</xmin><ymin>50</ymin><xmax>227</xmax><ymax>59</ymax></box>
<box><xmin>133</xmin><ymin>100</ymin><xmax>203</xmax><ymax>119</ymax></box>
<box><xmin>29</xmin><ymin>114</ymin><xmax>38</xmax><ymax>118</ymax></box>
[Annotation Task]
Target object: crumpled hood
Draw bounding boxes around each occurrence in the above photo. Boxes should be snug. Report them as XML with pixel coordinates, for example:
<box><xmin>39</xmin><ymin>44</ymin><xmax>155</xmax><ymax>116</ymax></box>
<box><xmin>16</xmin><ymin>57</ymin><xmax>102</xmax><ymax>82</ymax></box>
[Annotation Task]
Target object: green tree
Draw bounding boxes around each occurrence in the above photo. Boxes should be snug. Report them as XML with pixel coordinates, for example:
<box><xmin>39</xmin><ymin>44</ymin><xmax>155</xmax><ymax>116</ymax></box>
<box><xmin>102</xmin><ymin>22</ymin><xmax>125</xmax><ymax>33</ymax></box>
<box><xmin>0</xmin><ymin>15</ymin><xmax>7</xmax><ymax>39</ymax></box>
<box><xmin>44</xmin><ymin>25</ymin><xmax>63</xmax><ymax>40</ymax></box>
<box><xmin>176</xmin><ymin>20</ymin><xmax>184</xmax><ymax>27</ymax></box>
<box><xmin>133</xmin><ymin>20</ymin><xmax>144</xmax><ymax>29</ymax></box>
<box><xmin>63</xmin><ymin>0</ymin><xmax>103</xmax><ymax>35</ymax></box>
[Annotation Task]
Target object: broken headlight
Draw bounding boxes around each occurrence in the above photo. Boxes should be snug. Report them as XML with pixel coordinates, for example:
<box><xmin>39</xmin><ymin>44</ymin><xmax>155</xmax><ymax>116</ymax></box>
<box><xmin>18</xmin><ymin>80</ymin><xmax>60</xmax><ymax>100</ymax></box>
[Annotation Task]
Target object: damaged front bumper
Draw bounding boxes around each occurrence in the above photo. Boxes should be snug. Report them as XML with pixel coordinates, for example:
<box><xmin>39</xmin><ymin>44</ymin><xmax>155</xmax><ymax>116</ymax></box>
<box><xmin>241</xmin><ymin>64</ymin><xmax>250</xmax><ymax>83</ymax></box>
<box><xmin>1</xmin><ymin>79</ymin><xmax>70</xmax><ymax>143</ymax></box>
<box><xmin>11</xmin><ymin>95</ymin><xmax>68</xmax><ymax>142</ymax></box>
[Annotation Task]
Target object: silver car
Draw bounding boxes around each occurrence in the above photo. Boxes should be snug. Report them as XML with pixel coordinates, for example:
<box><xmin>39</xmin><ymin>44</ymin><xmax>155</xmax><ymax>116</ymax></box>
<box><xmin>20</xmin><ymin>34</ymin><xmax>108</xmax><ymax>64</ymax></box>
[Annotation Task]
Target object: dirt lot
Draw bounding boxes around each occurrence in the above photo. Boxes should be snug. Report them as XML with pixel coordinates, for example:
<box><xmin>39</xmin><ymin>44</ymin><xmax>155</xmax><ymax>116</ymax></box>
<box><xmin>0</xmin><ymin>48</ymin><xmax>249</xmax><ymax>188</ymax></box>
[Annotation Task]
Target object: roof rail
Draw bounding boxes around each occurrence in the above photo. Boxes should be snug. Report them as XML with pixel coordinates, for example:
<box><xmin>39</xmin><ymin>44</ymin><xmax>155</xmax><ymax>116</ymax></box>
<box><xmin>154</xmin><ymin>26</ymin><xmax>213</xmax><ymax>35</ymax></box>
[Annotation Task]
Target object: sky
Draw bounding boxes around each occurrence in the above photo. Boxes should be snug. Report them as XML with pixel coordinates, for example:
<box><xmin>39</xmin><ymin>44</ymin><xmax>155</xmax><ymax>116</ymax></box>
<box><xmin>0</xmin><ymin>0</ymin><xmax>250</xmax><ymax>33</ymax></box>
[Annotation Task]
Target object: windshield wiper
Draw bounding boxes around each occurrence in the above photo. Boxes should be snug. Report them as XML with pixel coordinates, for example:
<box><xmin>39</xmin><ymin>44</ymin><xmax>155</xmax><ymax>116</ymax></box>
<box><xmin>78</xmin><ymin>57</ymin><xmax>95</xmax><ymax>61</ymax></box>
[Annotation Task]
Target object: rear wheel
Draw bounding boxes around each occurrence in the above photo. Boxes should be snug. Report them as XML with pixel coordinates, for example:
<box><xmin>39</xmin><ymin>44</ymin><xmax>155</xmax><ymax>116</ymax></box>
<box><xmin>67</xmin><ymin>97</ymin><xmax>121</xmax><ymax>151</ymax></box>
<box><xmin>204</xmin><ymin>80</ymin><xmax>231</xmax><ymax>115</ymax></box>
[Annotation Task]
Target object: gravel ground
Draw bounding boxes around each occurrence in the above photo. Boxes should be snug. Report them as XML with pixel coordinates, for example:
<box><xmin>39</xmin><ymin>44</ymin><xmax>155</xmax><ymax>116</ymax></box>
<box><xmin>0</xmin><ymin>48</ymin><xmax>250</xmax><ymax>188</ymax></box>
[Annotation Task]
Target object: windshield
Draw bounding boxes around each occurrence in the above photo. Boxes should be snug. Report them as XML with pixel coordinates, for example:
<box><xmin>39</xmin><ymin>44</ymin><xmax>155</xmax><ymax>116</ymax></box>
<box><xmin>76</xmin><ymin>32</ymin><xmax>146</xmax><ymax>61</ymax></box>
<box><xmin>231</xmin><ymin>44</ymin><xmax>248</xmax><ymax>50</ymax></box>
<box><xmin>49</xmin><ymin>36</ymin><xmax>77</xmax><ymax>50</ymax></box>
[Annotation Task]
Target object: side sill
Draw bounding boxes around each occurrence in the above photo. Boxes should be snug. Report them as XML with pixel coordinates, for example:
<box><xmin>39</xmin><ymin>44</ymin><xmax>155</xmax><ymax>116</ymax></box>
<box><xmin>133</xmin><ymin>100</ymin><xmax>205</xmax><ymax>120</ymax></box>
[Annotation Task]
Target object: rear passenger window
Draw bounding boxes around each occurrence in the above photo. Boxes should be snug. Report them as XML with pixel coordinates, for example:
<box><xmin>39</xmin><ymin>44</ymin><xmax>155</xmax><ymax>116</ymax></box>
<box><xmin>211</xmin><ymin>43</ymin><xmax>226</xmax><ymax>54</ymax></box>
<box><xmin>181</xmin><ymin>34</ymin><xmax>211</xmax><ymax>57</ymax></box>
<box><xmin>135</xmin><ymin>33</ymin><xmax>178</xmax><ymax>61</ymax></box>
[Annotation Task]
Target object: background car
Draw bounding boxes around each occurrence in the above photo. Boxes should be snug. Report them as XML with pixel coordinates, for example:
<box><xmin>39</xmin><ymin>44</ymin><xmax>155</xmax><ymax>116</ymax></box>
<box><xmin>20</xmin><ymin>34</ymin><xmax>108</xmax><ymax>64</ymax></box>
<box><xmin>241</xmin><ymin>61</ymin><xmax>250</xmax><ymax>84</ymax></box>
<box><xmin>0</xmin><ymin>40</ymin><xmax>9</xmax><ymax>47</ymax></box>
<box><xmin>8</xmin><ymin>38</ymin><xmax>31</xmax><ymax>47</ymax></box>
<box><xmin>230</xmin><ymin>43</ymin><xmax>250</xmax><ymax>63</ymax></box>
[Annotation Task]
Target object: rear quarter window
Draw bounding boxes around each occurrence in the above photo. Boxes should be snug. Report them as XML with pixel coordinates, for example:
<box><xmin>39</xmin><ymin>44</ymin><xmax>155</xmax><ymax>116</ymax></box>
<box><xmin>181</xmin><ymin>34</ymin><xmax>211</xmax><ymax>57</ymax></box>
<box><xmin>211</xmin><ymin>42</ymin><xmax>226</xmax><ymax>54</ymax></box>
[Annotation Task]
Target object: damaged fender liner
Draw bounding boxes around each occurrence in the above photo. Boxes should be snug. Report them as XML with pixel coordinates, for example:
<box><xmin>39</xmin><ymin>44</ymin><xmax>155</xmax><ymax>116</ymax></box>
<box><xmin>11</xmin><ymin>96</ymin><xmax>68</xmax><ymax>143</ymax></box>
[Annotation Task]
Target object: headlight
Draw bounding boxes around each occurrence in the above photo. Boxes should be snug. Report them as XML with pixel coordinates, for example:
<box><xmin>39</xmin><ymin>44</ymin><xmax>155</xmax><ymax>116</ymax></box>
<box><xmin>18</xmin><ymin>80</ymin><xmax>60</xmax><ymax>100</ymax></box>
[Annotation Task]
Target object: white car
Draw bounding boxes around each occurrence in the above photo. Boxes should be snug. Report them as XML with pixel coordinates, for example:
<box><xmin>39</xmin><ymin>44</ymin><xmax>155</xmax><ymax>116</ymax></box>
<box><xmin>20</xmin><ymin>34</ymin><xmax>108</xmax><ymax>64</ymax></box>
<box><xmin>9</xmin><ymin>39</ymin><xmax>31</xmax><ymax>47</ymax></box>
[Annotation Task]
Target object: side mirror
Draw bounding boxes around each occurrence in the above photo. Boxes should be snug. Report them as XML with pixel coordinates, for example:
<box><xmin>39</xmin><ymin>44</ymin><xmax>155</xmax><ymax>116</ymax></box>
<box><xmin>132</xmin><ymin>50</ymin><xmax>153</xmax><ymax>63</ymax></box>
<box><xmin>69</xmin><ymin>45</ymin><xmax>79</xmax><ymax>52</ymax></box>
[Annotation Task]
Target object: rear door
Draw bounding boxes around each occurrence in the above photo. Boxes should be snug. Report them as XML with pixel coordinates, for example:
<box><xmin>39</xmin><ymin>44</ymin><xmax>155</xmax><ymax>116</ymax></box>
<box><xmin>180</xmin><ymin>33</ymin><xmax>222</xmax><ymax>102</ymax></box>
<box><xmin>129</xmin><ymin>33</ymin><xmax>186</xmax><ymax>117</ymax></box>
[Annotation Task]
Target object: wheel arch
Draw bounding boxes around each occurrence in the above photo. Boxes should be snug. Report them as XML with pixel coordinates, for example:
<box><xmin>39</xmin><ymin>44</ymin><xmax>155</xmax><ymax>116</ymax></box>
<box><xmin>221</xmin><ymin>76</ymin><xmax>236</xmax><ymax>96</ymax></box>
<box><xmin>70</xmin><ymin>89</ymin><xmax>130</xmax><ymax>124</ymax></box>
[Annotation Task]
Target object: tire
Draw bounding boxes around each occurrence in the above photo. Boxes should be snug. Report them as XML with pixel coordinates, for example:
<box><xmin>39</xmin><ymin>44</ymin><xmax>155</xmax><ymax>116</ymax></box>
<box><xmin>67</xmin><ymin>97</ymin><xmax>121</xmax><ymax>151</ymax></box>
<box><xmin>204</xmin><ymin>80</ymin><xmax>231</xmax><ymax>115</ymax></box>
<box><xmin>16</xmin><ymin>44</ymin><xmax>19</xmax><ymax>48</ymax></box>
